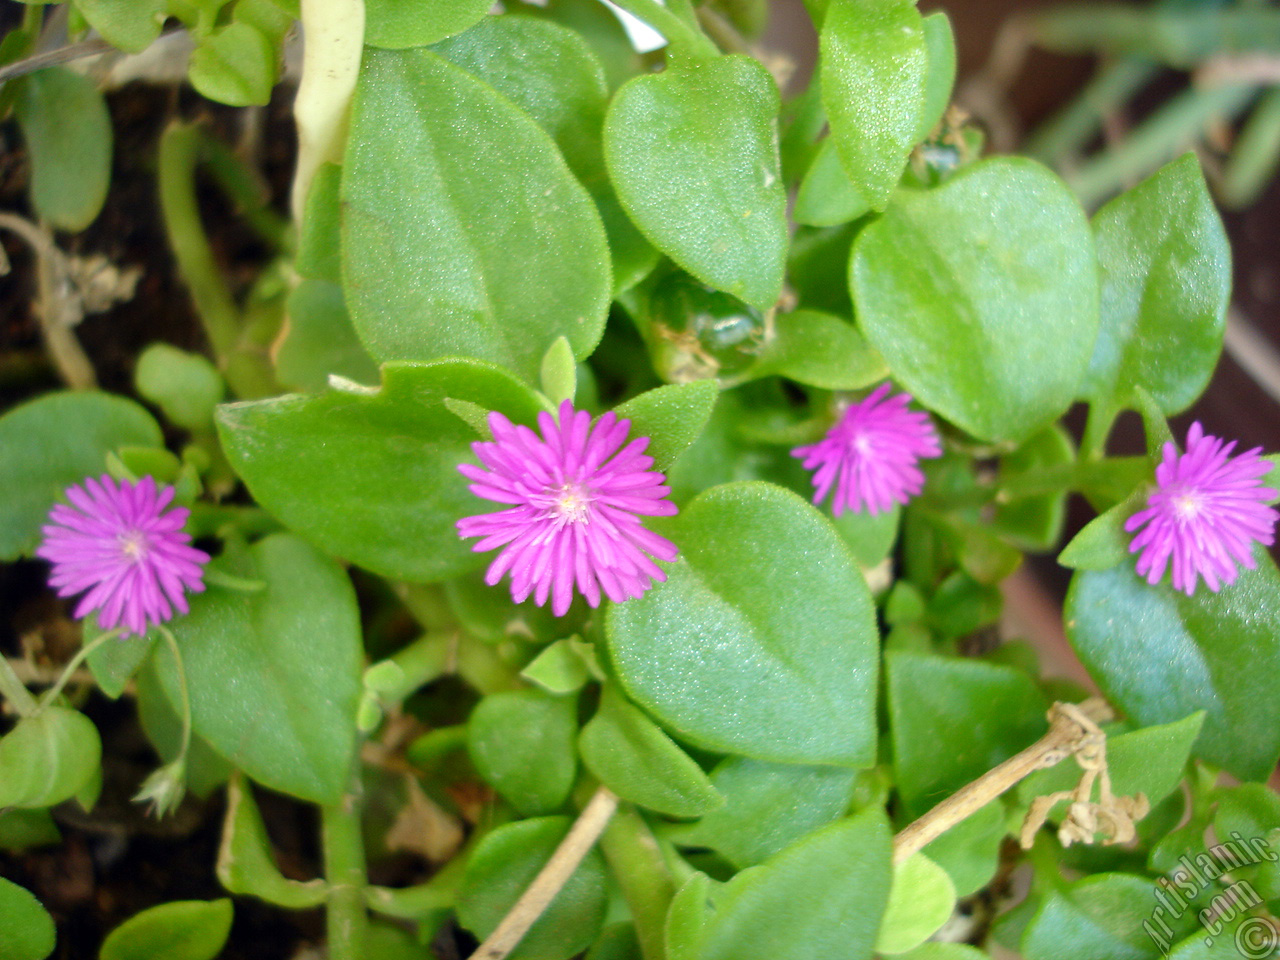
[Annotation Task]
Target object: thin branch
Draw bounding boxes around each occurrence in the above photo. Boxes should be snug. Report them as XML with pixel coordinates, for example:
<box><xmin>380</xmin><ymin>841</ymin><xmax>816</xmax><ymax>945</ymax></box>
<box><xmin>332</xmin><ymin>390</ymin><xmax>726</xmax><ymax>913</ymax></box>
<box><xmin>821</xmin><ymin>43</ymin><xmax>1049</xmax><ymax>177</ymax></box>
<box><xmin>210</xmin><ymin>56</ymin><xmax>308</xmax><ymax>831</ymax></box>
<box><xmin>0</xmin><ymin>36</ymin><xmax>114</xmax><ymax>85</ymax></box>
<box><xmin>467</xmin><ymin>786</ymin><xmax>620</xmax><ymax>960</ymax></box>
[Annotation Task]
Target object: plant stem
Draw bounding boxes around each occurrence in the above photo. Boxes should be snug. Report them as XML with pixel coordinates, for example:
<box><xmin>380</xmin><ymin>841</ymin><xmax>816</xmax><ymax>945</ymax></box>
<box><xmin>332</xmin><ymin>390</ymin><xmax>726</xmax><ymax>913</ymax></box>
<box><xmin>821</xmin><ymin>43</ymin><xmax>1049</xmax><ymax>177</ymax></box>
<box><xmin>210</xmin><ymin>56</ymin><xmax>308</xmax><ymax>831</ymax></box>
<box><xmin>467</xmin><ymin>786</ymin><xmax>619</xmax><ymax>960</ymax></box>
<box><xmin>1080</xmin><ymin>400</ymin><xmax>1117</xmax><ymax>461</ymax></box>
<box><xmin>37</xmin><ymin>628</ymin><xmax>122</xmax><ymax>710</ymax></box>
<box><xmin>598</xmin><ymin>801</ymin><xmax>675</xmax><ymax>960</ymax></box>
<box><xmin>156</xmin><ymin>627</ymin><xmax>192</xmax><ymax>766</ymax></box>
<box><xmin>322</xmin><ymin>760</ymin><xmax>369</xmax><ymax>960</ymax></box>
<box><xmin>1025</xmin><ymin>58</ymin><xmax>1158</xmax><ymax>164</ymax></box>
<box><xmin>0</xmin><ymin>656</ymin><xmax>38</xmax><ymax>717</ymax></box>
<box><xmin>606</xmin><ymin>0</ymin><xmax>718</xmax><ymax>59</ymax></box>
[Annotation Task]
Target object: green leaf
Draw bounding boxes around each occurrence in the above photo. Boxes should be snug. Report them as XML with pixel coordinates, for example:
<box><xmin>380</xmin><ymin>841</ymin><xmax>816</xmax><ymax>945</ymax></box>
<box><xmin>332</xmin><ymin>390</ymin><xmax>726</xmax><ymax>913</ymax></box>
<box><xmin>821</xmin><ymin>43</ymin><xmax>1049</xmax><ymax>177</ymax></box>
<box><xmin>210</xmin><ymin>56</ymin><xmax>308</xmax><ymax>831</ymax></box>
<box><xmin>664</xmin><ymin>757</ymin><xmax>856</xmax><ymax>868</ymax></box>
<box><xmin>993</xmin><ymin>425</ymin><xmax>1075</xmax><ymax>551</ymax></box>
<box><xmin>276</xmin><ymin>280</ymin><xmax>380</xmax><ymax>393</ymax></box>
<box><xmin>154</xmin><ymin>534</ymin><xmax>362</xmax><ymax>803</ymax></box>
<box><xmin>895</xmin><ymin>947</ymin><xmax>988</xmax><ymax>960</ymax></box>
<box><xmin>99</xmin><ymin>899</ymin><xmax>233</xmax><ymax>960</ymax></box>
<box><xmin>697</xmin><ymin>807</ymin><xmax>893</xmax><ymax>960</ymax></box>
<box><xmin>851</xmin><ymin>157</ymin><xmax>1099</xmax><ymax>443</ymax></box>
<box><xmin>434</xmin><ymin>14</ymin><xmax>657</xmax><ymax>294</ymax></box>
<box><xmin>579</xmin><ymin>686</ymin><xmax>721</xmax><ymax>818</ymax></box>
<box><xmin>1212</xmin><ymin>783</ymin><xmax>1280</xmax><ymax>899</ymax></box>
<box><xmin>1058</xmin><ymin>487</ymin><xmax>1148</xmax><ymax>572</ymax></box>
<box><xmin>833</xmin><ymin>505</ymin><xmax>901</xmax><ymax>570</ymax></box>
<box><xmin>135</xmin><ymin>659</ymin><xmax>230</xmax><ymax>798</ymax></box>
<box><xmin>1021</xmin><ymin>873</ymin><xmax>1177</xmax><ymax>960</ymax></box>
<box><xmin>1019</xmin><ymin>712</ymin><xmax>1204</xmax><ymax>815</ymax></box>
<box><xmin>364</xmin><ymin>0</ymin><xmax>491</xmax><ymax>48</ymax></box>
<box><xmin>608</xmin><ymin>481</ymin><xmax>879</xmax><ymax>767</ymax></box>
<box><xmin>134</xmin><ymin>343</ymin><xmax>225</xmax><ymax>431</ymax></box>
<box><xmin>917</xmin><ymin>12</ymin><xmax>957</xmax><ymax>139</ymax></box>
<box><xmin>0</xmin><ymin>878</ymin><xmax>55</xmax><ymax>960</ymax></box>
<box><xmin>296</xmin><ymin>162</ymin><xmax>342</xmax><ymax>283</ymax></box>
<box><xmin>188</xmin><ymin>21</ymin><xmax>276</xmax><ymax>107</ymax></box>
<box><xmin>888</xmin><ymin>651</ymin><xmax>1048</xmax><ymax>816</ymax></box>
<box><xmin>666</xmin><ymin>873</ymin><xmax>713</xmax><ymax>960</ymax></box>
<box><xmin>604</xmin><ymin>55</ymin><xmax>787</xmax><ymax>310</ymax></box>
<box><xmin>586</xmin><ymin>923</ymin><xmax>642</xmax><ymax>960</ymax></box>
<box><xmin>794</xmin><ymin>139</ymin><xmax>868</xmax><ymax>227</ymax></box>
<box><xmin>84</xmin><ymin>618</ymin><xmax>157</xmax><ymax>699</ymax></box>
<box><xmin>217</xmin><ymin>360</ymin><xmax>544</xmax><ymax>582</ymax></box>
<box><xmin>72</xmin><ymin>0</ymin><xmax>164</xmax><ymax>51</ymax></box>
<box><xmin>216</xmin><ymin>774</ymin><xmax>329</xmax><ymax>908</ymax></box>
<box><xmin>0</xmin><ymin>809</ymin><xmax>60</xmax><ymax>851</ymax></box>
<box><xmin>457</xmin><ymin>817</ymin><xmax>609</xmax><ymax>960</ymax></box>
<box><xmin>15</xmin><ymin>68</ymin><xmax>111</xmax><ymax>232</ymax></box>
<box><xmin>0</xmin><ymin>707</ymin><xmax>101</xmax><ymax>808</ymax></box>
<box><xmin>749</xmin><ymin>310</ymin><xmax>888</xmax><ymax>390</ymax></box>
<box><xmin>919</xmin><ymin>800</ymin><xmax>1005</xmax><ymax>898</ymax></box>
<box><xmin>343</xmin><ymin>47</ymin><xmax>610</xmax><ymax>383</ymax></box>
<box><xmin>468</xmin><ymin>690</ymin><xmax>578</xmax><ymax>815</ymax></box>
<box><xmin>820</xmin><ymin>0</ymin><xmax>927</xmax><ymax>213</ymax></box>
<box><xmin>1066</xmin><ymin>559</ymin><xmax>1280</xmax><ymax>782</ymax></box>
<box><xmin>540</xmin><ymin>337</ymin><xmax>578</xmax><ymax>407</ymax></box>
<box><xmin>0</xmin><ymin>391</ymin><xmax>163</xmax><ymax>558</ymax></box>
<box><xmin>874</xmin><ymin>853</ymin><xmax>956</xmax><ymax>955</ymax></box>
<box><xmin>1081</xmin><ymin>154</ymin><xmax>1230</xmax><ymax>416</ymax></box>
<box><xmin>613</xmin><ymin>381</ymin><xmax>719</xmax><ymax>473</ymax></box>
<box><xmin>521</xmin><ymin>638</ymin><xmax>592</xmax><ymax>695</ymax></box>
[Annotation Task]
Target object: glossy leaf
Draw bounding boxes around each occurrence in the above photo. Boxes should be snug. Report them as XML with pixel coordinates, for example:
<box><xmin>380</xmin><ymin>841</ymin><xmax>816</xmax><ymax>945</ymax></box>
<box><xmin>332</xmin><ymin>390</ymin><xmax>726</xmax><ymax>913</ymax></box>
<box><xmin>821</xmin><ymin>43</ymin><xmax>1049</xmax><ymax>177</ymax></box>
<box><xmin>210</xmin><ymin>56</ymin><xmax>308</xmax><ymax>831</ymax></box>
<box><xmin>0</xmin><ymin>707</ymin><xmax>101</xmax><ymax>808</ymax></box>
<box><xmin>0</xmin><ymin>392</ymin><xmax>162</xmax><ymax>560</ymax></box>
<box><xmin>216</xmin><ymin>774</ymin><xmax>328</xmax><ymax>908</ymax></box>
<box><xmin>1081</xmin><ymin>154</ymin><xmax>1230</xmax><ymax>415</ymax></box>
<box><xmin>15</xmin><ymin>68</ymin><xmax>111</xmax><ymax>231</ymax></box>
<box><xmin>0</xmin><ymin>878</ymin><xmax>54</xmax><ymax>960</ymax></box>
<box><xmin>457</xmin><ymin>817</ymin><xmax>609</xmax><ymax>960</ymax></box>
<box><xmin>874</xmin><ymin>853</ymin><xmax>956</xmax><ymax>955</ymax></box>
<box><xmin>579</xmin><ymin>686</ymin><xmax>721</xmax><ymax>818</ymax></box>
<box><xmin>605</xmin><ymin>55</ymin><xmax>787</xmax><ymax>310</ymax></box>
<box><xmin>468</xmin><ymin>690</ymin><xmax>578</xmax><ymax>816</ymax></box>
<box><xmin>609</xmin><ymin>482</ymin><xmax>879</xmax><ymax>767</ymax></box>
<box><xmin>852</xmin><ymin>158</ymin><xmax>1099</xmax><ymax>443</ymax></box>
<box><xmin>153</xmin><ymin>534</ymin><xmax>362</xmax><ymax>803</ymax></box>
<box><xmin>664</xmin><ymin>757</ymin><xmax>856</xmax><ymax>868</ymax></box>
<box><xmin>1066</xmin><ymin>560</ymin><xmax>1280</xmax><ymax>781</ymax></box>
<box><xmin>99</xmin><ymin>899</ymin><xmax>233</xmax><ymax>960</ymax></box>
<box><xmin>613</xmin><ymin>380</ymin><xmax>719</xmax><ymax>473</ymax></box>
<box><xmin>820</xmin><ymin>0</ymin><xmax>927</xmax><ymax>213</ymax></box>
<box><xmin>697</xmin><ymin>807</ymin><xmax>893</xmax><ymax>960</ymax></box>
<box><xmin>888</xmin><ymin>651</ymin><xmax>1047</xmax><ymax>816</ymax></box>
<box><xmin>749</xmin><ymin>310</ymin><xmax>888</xmax><ymax>390</ymax></box>
<box><xmin>343</xmin><ymin>48</ymin><xmax>609</xmax><ymax>383</ymax></box>
<box><xmin>217</xmin><ymin>361</ymin><xmax>544</xmax><ymax>583</ymax></box>
<box><xmin>364</xmin><ymin>0</ymin><xmax>491</xmax><ymax>48</ymax></box>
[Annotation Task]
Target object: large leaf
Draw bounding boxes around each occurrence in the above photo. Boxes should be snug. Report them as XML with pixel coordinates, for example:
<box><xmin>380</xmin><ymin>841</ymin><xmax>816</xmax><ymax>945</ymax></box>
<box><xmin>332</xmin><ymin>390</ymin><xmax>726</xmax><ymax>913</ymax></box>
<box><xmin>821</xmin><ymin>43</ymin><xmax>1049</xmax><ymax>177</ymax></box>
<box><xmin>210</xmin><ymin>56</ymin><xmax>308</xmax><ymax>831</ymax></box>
<box><xmin>1081</xmin><ymin>154</ymin><xmax>1230</xmax><ymax>416</ymax></box>
<box><xmin>0</xmin><ymin>707</ymin><xmax>102</xmax><ymax>809</ymax></box>
<box><xmin>1021</xmin><ymin>873</ymin><xmax>1183</xmax><ymax>960</ymax></box>
<box><xmin>153</xmin><ymin>534</ymin><xmax>362</xmax><ymax>803</ymax></box>
<box><xmin>0</xmin><ymin>878</ymin><xmax>55</xmax><ymax>960</ymax></box>
<box><xmin>695</xmin><ymin>807</ymin><xmax>893</xmax><ymax>960</ymax></box>
<box><xmin>820</xmin><ymin>0</ymin><xmax>927</xmax><ymax>213</ymax></box>
<box><xmin>0</xmin><ymin>392</ymin><xmax>162</xmax><ymax>560</ymax></box>
<box><xmin>468</xmin><ymin>689</ymin><xmax>578</xmax><ymax>816</ymax></box>
<box><xmin>604</xmin><ymin>55</ymin><xmax>787</xmax><ymax>310</ymax></box>
<box><xmin>216</xmin><ymin>360</ymin><xmax>544</xmax><ymax>583</ymax></box>
<box><xmin>1066</xmin><ymin>559</ymin><xmax>1280</xmax><ymax>782</ymax></box>
<box><xmin>608</xmin><ymin>481</ymin><xmax>879</xmax><ymax>767</ymax></box>
<box><xmin>851</xmin><ymin>157</ymin><xmax>1098</xmax><ymax>442</ymax></box>
<box><xmin>15</xmin><ymin>68</ymin><xmax>111</xmax><ymax>231</ymax></box>
<box><xmin>364</xmin><ymin>0</ymin><xmax>491</xmax><ymax>48</ymax></box>
<box><xmin>343</xmin><ymin>47</ymin><xmax>610</xmax><ymax>383</ymax></box>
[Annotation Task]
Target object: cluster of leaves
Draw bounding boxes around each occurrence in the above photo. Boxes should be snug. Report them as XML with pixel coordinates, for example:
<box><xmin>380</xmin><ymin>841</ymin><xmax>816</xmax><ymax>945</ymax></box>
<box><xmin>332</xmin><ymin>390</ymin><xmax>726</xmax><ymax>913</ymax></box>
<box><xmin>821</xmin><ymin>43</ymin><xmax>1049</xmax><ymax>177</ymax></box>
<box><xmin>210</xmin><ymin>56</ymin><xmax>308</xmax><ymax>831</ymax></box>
<box><xmin>1</xmin><ymin>0</ymin><xmax>1280</xmax><ymax>958</ymax></box>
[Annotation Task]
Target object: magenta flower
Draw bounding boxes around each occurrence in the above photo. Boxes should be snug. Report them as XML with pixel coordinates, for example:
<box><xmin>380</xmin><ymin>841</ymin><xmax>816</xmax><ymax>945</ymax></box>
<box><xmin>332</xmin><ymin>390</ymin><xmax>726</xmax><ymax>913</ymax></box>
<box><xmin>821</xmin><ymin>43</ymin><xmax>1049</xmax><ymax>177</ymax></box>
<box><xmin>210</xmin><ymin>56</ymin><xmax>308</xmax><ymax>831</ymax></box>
<box><xmin>791</xmin><ymin>383</ymin><xmax>942</xmax><ymax>516</ymax></box>
<box><xmin>456</xmin><ymin>401</ymin><xmax>679</xmax><ymax>616</ymax></box>
<box><xmin>37</xmin><ymin>475</ymin><xmax>209</xmax><ymax>637</ymax></box>
<box><xmin>1125</xmin><ymin>422</ymin><xmax>1278</xmax><ymax>595</ymax></box>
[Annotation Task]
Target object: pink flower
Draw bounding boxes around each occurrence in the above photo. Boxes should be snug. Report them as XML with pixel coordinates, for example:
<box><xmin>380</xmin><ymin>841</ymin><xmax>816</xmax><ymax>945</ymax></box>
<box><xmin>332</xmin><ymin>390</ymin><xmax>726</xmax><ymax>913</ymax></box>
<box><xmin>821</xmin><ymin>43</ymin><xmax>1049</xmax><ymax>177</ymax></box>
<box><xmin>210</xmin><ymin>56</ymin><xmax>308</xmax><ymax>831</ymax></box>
<box><xmin>456</xmin><ymin>401</ymin><xmax>679</xmax><ymax>616</ymax></box>
<box><xmin>37</xmin><ymin>476</ymin><xmax>209</xmax><ymax>637</ymax></box>
<box><xmin>791</xmin><ymin>383</ymin><xmax>942</xmax><ymax>516</ymax></box>
<box><xmin>1125</xmin><ymin>422</ymin><xmax>1278</xmax><ymax>595</ymax></box>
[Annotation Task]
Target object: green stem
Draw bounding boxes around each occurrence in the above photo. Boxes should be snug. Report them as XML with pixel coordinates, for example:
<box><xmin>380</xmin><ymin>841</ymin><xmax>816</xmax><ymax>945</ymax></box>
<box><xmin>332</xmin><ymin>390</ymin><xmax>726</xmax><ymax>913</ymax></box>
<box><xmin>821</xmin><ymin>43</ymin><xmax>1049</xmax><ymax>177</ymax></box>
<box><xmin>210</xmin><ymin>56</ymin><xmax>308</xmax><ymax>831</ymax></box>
<box><xmin>156</xmin><ymin>627</ymin><xmax>192</xmax><ymax>767</ymax></box>
<box><xmin>322</xmin><ymin>761</ymin><xmax>369</xmax><ymax>960</ymax></box>
<box><xmin>1080</xmin><ymin>400</ymin><xmax>1117</xmax><ymax>462</ymax></box>
<box><xmin>606</xmin><ymin>0</ymin><xmax>718</xmax><ymax>59</ymax></box>
<box><xmin>598</xmin><ymin>803</ymin><xmax>675</xmax><ymax>960</ymax></box>
<box><xmin>158</xmin><ymin>122</ymin><xmax>276</xmax><ymax>398</ymax></box>
<box><xmin>202</xmin><ymin>568</ymin><xmax>267</xmax><ymax>592</ymax></box>
<box><xmin>1222</xmin><ymin>86</ymin><xmax>1280</xmax><ymax>208</ymax></box>
<box><xmin>37</xmin><ymin>628</ymin><xmax>122</xmax><ymax>710</ymax></box>
<box><xmin>1025</xmin><ymin>57</ymin><xmax>1159</xmax><ymax>164</ymax></box>
<box><xmin>199</xmin><ymin>132</ymin><xmax>292</xmax><ymax>253</ymax></box>
<box><xmin>0</xmin><ymin>656</ymin><xmax>38</xmax><ymax>717</ymax></box>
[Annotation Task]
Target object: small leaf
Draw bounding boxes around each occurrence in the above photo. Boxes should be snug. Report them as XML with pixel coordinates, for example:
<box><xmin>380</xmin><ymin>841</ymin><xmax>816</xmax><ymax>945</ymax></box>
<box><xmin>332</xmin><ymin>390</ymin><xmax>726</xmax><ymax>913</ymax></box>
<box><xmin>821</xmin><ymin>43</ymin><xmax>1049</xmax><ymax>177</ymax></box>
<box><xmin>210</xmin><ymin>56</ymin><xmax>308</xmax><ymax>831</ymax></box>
<box><xmin>874</xmin><ymin>853</ymin><xmax>956</xmax><ymax>955</ymax></box>
<box><xmin>0</xmin><ymin>877</ymin><xmax>55</xmax><ymax>960</ymax></box>
<box><xmin>84</xmin><ymin>617</ymin><xmax>157</xmax><ymax>699</ymax></box>
<box><xmin>0</xmin><ymin>707</ymin><xmax>102</xmax><ymax>809</ymax></box>
<box><xmin>15</xmin><ymin>68</ymin><xmax>111</xmax><ymax>231</ymax></box>
<box><xmin>917</xmin><ymin>12</ymin><xmax>957</xmax><ymax>139</ymax></box>
<box><xmin>364</xmin><ymin>0</ymin><xmax>491</xmax><ymax>48</ymax></box>
<box><xmin>457</xmin><ymin>817</ymin><xmax>608</xmax><ymax>960</ymax></box>
<box><xmin>613</xmin><ymin>380</ymin><xmax>719</xmax><ymax>473</ymax></box>
<box><xmin>540</xmin><ymin>336</ymin><xmax>578</xmax><ymax>406</ymax></box>
<box><xmin>468</xmin><ymin>690</ymin><xmax>578</xmax><ymax>815</ymax></box>
<box><xmin>99</xmin><ymin>899</ymin><xmax>233</xmax><ymax>960</ymax></box>
<box><xmin>605</xmin><ymin>55</ymin><xmax>787</xmax><ymax>310</ymax></box>
<box><xmin>1021</xmin><ymin>874</ymin><xmax>1187</xmax><ymax>960</ymax></box>
<box><xmin>1058</xmin><ymin>487</ymin><xmax>1148</xmax><ymax>572</ymax></box>
<box><xmin>794</xmin><ymin>139</ymin><xmax>868</xmax><ymax>227</ymax></box>
<box><xmin>73</xmin><ymin>0</ymin><xmax>165</xmax><ymax>52</ymax></box>
<box><xmin>521</xmin><ymin>639</ymin><xmax>591</xmax><ymax>695</ymax></box>
<box><xmin>748</xmin><ymin>309</ymin><xmax>888</xmax><ymax>390</ymax></box>
<box><xmin>579</xmin><ymin>686</ymin><xmax>722</xmax><ymax>818</ymax></box>
<box><xmin>134</xmin><ymin>344</ymin><xmax>225</xmax><ymax>431</ymax></box>
<box><xmin>820</xmin><ymin>0</ymin><xmax>927</xmax><ymax>213</ymax></box>
<box><xmin>919</xmin><ymin>800</ymin><xmax>1005</xmax><ymax>898</ymax></box>
<box><xmin>188</xmin><ymin>21</ymin><xmax>276</xmax><ymax>107</ymax></box>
